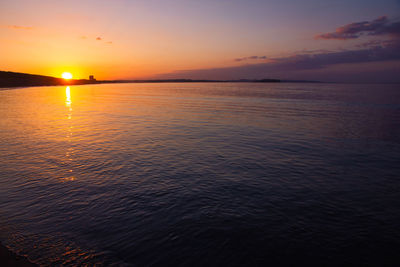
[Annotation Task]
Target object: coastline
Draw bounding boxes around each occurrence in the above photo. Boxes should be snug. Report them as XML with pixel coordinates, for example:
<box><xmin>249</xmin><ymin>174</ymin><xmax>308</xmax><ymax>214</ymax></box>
<box><xmin>0</xmin><ymin>243</ymin><xmax>37</xmax><ymax>267</ymax></box>
<box><xmin>0</xmin><ymin>70</ymin><xmax>293</xmax><ymax>89</ymax></box>
<box><xmin>0</xmin><ymin>78</ymin><xmax>326</xmax><ymax>90</ymax></box>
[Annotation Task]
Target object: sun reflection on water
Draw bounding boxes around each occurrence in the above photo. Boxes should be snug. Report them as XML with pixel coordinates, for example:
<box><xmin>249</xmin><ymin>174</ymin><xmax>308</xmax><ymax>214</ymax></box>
<box><xmin>66</xmin><ymin>86</ymin><xmax>72</xmax><ymax>109</ymax></box>
<box><xmin>64</xmin><ymin>86</ymin><xmax>74</xmax><ymax>182</ymax></box>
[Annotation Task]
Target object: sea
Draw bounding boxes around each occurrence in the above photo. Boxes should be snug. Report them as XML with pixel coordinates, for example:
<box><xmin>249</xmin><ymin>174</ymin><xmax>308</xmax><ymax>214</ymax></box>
<box><xmin>0</xmin><ymin>83</ymin><xmax>399</xmax><ymax>266</ymax></box>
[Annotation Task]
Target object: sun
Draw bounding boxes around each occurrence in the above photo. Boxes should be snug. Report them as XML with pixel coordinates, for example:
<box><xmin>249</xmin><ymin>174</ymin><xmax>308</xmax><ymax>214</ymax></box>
<box><xmin>62</xmin><ymin>72</ymin><xmax>73</xmax><ymax>80</ymax></box>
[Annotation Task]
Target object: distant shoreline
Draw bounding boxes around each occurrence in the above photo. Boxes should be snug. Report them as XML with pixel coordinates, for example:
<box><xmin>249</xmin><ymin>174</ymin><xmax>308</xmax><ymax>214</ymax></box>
<box><xmin>0</xmin><ymin>70</ymin><xmax>324</xmax><ymax>89</ymax></box>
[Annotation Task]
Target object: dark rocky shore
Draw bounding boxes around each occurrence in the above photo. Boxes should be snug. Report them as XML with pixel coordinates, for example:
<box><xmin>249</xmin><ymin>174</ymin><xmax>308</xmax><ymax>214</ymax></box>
<box><xmin>0</xmin><ymin>243</ymin><xmax>37</xmax><ymax>267</ymax></box>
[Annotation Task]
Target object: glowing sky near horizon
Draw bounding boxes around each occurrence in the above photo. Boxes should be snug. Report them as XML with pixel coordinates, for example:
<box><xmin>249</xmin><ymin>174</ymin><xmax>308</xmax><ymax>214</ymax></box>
<box><xmin>0</xmin><ymin>0</ymin><xmax>399</xmax><ymax>81</ymax></box>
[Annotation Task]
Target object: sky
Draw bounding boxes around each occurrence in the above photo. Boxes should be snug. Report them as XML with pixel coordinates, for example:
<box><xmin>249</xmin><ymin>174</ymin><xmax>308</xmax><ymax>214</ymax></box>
<box><xmin>0</xmin><ymin>0</ymin><xmax>399</xmax><ymax>82</ymax></box>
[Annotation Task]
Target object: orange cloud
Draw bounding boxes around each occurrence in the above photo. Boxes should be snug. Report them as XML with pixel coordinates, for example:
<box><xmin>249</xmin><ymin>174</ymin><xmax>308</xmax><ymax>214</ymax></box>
<box><xmin>234</xmin><ymin>56</ymin><xmax>267</xmax><ymax>62</ymax></box>
<box><xmin>6</xmin><ymin>25</ymin><xmax>34</xmax><ymax>30</ymax></box>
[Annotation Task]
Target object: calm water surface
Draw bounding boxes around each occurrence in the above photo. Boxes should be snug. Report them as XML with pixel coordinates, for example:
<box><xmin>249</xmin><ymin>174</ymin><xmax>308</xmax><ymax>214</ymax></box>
<box><xmin>0</xmin><ymin>83</ymin><xmax>399</xmax><ymax>266</ymax></box>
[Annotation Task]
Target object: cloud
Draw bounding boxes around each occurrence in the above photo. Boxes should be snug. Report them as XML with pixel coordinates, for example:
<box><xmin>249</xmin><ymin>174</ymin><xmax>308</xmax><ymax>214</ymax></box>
<box><xmin>82</xmin><ymin>36</ymin><xmax>112</xmax><ymax>44</ymax></box>
<box><xmin>6</xmin><ymin>25</ymin><xmax>33</xmax><ymax>30</ymax></box>
<box><xmin>268</xmin><ymin>42</ymin><xmax>400</xmax><ymax>70</ymax></box>
<box><xmin>234</xmin><ymin>55</ymin><xmax>267</xmax><ymax>62</ymax></box>
<box><xmin>154</xmin><ymin>16</ymin><xmax>400</xmax><ymax>82</ymax></box>
<box><xmin>156</xmin><ymin>40</ymin><xmax>400</xmax><ymax>81</ymax></box>
<box><xmin>315</xmin><ymin>16</ymin><xmax>400</xmax><ymax>40</ymax></box>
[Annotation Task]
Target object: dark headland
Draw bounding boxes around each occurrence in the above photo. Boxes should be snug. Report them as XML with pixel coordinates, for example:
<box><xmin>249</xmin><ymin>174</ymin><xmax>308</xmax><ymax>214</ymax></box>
<box><xmin>0</xmin><ymin>71</ymin><xmax>100</xmax><ymax>88</ymax></box>
<box><xmin>1</xmin><ymin>70</ymin><xmax>320</xmax><ymax>88</ymax></box>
